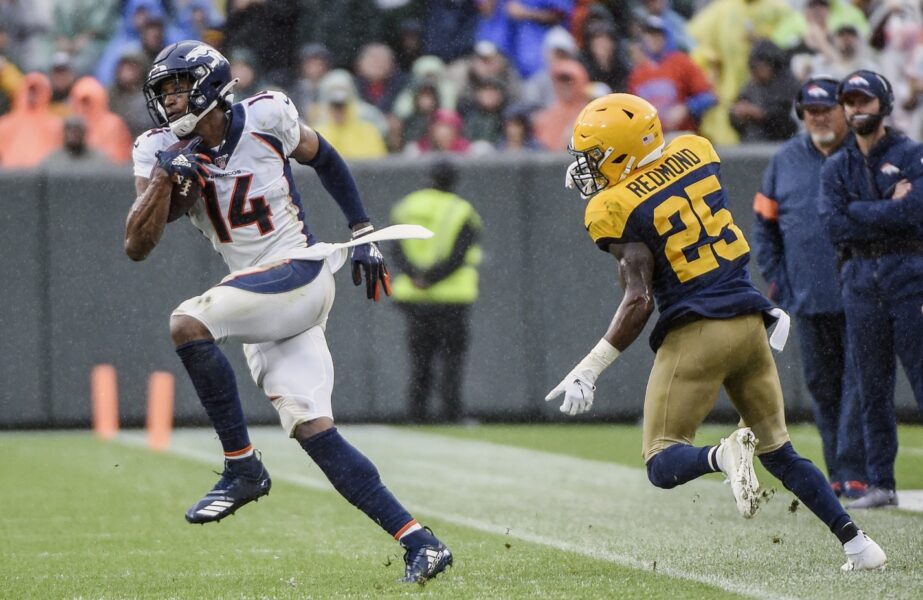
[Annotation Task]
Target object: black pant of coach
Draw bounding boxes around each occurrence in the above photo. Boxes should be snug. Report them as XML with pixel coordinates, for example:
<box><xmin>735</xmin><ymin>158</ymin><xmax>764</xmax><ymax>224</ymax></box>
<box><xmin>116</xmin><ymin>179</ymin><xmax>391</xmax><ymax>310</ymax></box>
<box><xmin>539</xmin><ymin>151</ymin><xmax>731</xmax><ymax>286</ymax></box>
<box><xmin>397</xmin><ymin>303</ymin><xmax>471</xmax><ymax>423</ymax></box>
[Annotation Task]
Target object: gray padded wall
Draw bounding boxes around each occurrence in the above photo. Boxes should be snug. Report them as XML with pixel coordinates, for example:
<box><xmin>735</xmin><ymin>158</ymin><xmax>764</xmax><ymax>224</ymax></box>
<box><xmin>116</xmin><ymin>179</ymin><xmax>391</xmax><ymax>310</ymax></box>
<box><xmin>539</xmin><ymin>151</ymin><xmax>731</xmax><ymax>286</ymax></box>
<box><xmin>0</xmin><ymin>173</ymin><xmax>46</xmax><ymax>425</ymax></box>
<box><xmin>1</xmin><ymin>149</ymin><xmax>917</xmax><ymax>428</ymax></box>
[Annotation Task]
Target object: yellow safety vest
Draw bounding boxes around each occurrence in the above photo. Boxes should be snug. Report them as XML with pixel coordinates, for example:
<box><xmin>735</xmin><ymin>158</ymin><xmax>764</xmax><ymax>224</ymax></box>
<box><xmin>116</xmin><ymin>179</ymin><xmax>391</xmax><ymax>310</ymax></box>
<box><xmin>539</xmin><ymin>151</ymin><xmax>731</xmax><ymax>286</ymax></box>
<box><xmin>390</xmin><ymin>188</ymin><xmax>482</xmax><ymax>304</ymax></box>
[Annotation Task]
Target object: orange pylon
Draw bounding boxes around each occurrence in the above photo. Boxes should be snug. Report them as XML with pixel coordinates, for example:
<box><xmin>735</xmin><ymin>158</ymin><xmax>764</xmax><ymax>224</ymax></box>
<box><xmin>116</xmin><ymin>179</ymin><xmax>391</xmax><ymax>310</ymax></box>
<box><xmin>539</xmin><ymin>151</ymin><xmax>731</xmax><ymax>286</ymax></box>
<box><xmin>147</xmin><ymin>371</ymin><xmax>175</xmax><ymax>451</ymax></box>
<box><xmin>91</xmin><ymin>364</ymin><xmax>119</xmax><ymax>439</ymax></box>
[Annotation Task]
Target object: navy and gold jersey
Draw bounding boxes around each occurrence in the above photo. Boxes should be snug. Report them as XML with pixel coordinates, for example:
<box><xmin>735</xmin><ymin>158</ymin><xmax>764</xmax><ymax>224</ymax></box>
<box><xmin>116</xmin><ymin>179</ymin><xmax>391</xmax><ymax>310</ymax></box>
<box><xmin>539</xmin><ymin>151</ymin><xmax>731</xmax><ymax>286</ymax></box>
<box><xmin>585</xmin><ymin>135</ymin><xmax>771</xmax><ymax>351</ymax></box>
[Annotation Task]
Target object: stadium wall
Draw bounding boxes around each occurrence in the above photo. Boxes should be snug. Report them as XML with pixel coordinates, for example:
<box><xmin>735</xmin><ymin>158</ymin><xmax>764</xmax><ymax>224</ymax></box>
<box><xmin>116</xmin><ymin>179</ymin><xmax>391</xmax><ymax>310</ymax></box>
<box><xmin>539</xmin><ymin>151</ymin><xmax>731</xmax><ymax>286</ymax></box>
<box><xmin>1</xmin><ymin>149</ymin><xmax>917</xmax><ymax>428</ymax></box>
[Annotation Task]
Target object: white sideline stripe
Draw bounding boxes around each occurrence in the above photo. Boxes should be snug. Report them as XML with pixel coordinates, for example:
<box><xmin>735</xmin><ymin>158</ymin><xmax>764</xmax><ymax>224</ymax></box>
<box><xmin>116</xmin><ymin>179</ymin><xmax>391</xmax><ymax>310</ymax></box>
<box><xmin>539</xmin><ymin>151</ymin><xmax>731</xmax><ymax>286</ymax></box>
<box><xmin>119</xmin><ymin>428</ymin><xmax>794</xmax><ymax>600</ymax></box>
<box><xmin>896</xmin><ymin>490</ymin><xmax>923</xmax><ymax>512</ymax></box>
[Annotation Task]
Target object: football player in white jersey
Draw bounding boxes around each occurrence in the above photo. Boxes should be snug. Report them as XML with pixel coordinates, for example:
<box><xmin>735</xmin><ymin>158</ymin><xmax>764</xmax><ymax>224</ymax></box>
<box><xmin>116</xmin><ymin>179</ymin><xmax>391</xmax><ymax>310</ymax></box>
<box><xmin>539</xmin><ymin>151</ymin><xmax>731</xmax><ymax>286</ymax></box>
<box><xmin>124</xmin><ymin>41</ymin><xmax>451</xmax><ymax>584</ymax></box>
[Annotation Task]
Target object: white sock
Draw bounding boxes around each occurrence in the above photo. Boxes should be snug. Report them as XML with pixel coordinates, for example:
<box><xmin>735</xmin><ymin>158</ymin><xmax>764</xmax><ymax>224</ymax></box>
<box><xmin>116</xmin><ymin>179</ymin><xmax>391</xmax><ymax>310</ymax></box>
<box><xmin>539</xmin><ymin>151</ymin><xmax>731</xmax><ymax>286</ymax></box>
<box><xmin>715</xmin><ymin>439</ymin><xmax>729</xmax><ymax>473</ymax></box>
<box><xmin>843</xmin><ymin>531</ymin><xmax>869</xmax><ymax>554</ymax></box>
<box><xmin>398</xmin><ymin>522</ymin><xmax>423</xmax><ymax>540</ymax></box>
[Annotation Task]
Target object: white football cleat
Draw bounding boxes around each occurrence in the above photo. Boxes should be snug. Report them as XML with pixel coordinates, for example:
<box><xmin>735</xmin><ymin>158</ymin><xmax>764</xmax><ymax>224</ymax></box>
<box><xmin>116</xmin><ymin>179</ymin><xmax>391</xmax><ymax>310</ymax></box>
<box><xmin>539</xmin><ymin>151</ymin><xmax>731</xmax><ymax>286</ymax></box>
<box><xmin>717</xmin><ymin>428</ymin><xmax>761</xmax><ymax>518</ymax></box>
<box><xmin>841</xmin><ymin>532</ymin><xmax>887</xmax><ymax>572</ymax></box>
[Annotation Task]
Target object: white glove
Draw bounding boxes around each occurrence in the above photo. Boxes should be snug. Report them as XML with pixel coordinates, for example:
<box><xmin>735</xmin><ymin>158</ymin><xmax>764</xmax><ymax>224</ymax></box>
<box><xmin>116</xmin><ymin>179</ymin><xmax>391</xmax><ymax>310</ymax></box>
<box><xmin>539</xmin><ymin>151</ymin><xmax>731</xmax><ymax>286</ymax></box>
<box><xmin>545</xmin><ymin>368</ymin><xmax>597</xmax><ymax>416</ymax></box>
<box><xmin>545</xmin><ymin>339</ymin><xmax>620</xmax><ymax>416</ymax></box>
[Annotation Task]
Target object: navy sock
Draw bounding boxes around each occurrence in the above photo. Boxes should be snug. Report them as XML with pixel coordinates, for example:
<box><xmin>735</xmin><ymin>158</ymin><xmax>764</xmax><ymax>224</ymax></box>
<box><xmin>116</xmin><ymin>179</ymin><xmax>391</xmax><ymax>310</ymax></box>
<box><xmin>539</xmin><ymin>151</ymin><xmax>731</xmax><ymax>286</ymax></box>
<box><xmin>400</xmin><ymin>527</ymin><xmax>439</xmax><ymax>549</ymax></box>
<box><xmin>301</xmin><ymin>427</ymin><xmax>414</xmax><ymax>538</ymax></box>
<box><xmin>176</xmin><ymin>340</ymin><xmax>251</xmax><ymax>456</ymax></box>
<box><xmin>646</xmin><ymin>444</ymin><xmax>718</xmax><ymax>489</ymax></box>
<box><xmin>759</xmin><ymin>442</ymin><xmax>853</xmax><ymax>536</ymax></box>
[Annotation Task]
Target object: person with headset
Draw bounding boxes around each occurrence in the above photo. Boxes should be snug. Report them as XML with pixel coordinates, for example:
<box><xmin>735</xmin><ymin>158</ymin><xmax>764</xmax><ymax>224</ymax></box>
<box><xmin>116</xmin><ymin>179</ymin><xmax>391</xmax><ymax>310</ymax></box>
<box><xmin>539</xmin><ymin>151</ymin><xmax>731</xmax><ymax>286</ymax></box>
<box><xmin>819</xmin><ymin>69</ymin><xmax>923</xmax><ymax>509</ymax></box>
<box><xmin>752</xmin><ymin>76</ymin><xmax>868</xmax><ymax>501</ymax></box>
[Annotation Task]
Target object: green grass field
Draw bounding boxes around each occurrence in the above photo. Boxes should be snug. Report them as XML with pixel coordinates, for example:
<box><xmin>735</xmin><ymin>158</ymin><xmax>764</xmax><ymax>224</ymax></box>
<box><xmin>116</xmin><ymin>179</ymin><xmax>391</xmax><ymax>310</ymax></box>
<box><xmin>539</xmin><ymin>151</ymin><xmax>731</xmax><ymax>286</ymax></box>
<box><xmin>2</xmin><ymin>423</ymin><xmax>922</xmax><ymax>599</ymax></box>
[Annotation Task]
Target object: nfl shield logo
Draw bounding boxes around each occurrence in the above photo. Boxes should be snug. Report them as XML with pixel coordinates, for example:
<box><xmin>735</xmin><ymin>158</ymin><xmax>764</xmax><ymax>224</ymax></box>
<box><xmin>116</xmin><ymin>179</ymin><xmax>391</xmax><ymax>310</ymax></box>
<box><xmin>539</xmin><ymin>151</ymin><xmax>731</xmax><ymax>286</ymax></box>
<box><xmin>215</xmin><ymin>154</ymin><xmax>228</xmax><ymax>169</ymax></box>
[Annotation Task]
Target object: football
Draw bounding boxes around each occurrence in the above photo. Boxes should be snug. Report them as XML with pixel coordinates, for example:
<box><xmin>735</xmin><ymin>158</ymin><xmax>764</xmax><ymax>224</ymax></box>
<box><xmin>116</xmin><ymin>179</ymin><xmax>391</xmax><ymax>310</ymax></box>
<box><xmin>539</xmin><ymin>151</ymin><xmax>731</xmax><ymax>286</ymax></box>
<box><xmin>168</xmin><ymin>174</ymin><xmax>202</xmax><ymax>222</ymax></box>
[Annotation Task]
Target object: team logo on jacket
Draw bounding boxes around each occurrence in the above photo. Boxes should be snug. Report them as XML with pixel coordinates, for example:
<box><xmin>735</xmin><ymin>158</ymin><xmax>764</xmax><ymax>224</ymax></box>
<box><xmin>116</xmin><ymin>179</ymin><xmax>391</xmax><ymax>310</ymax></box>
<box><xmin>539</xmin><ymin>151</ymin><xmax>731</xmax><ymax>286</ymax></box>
<box><xmin>880</xmin><ymin>163</ymin><xmax>900</xmax><ymax>175</ymax></box>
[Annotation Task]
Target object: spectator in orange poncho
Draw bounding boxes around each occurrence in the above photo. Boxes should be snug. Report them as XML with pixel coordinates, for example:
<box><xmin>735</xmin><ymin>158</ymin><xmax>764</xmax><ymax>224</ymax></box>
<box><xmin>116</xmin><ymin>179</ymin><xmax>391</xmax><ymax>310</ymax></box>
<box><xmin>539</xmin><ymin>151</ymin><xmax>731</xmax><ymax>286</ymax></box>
<box><xmin>68</xmin><ymin>76</ymin><xmax>133</xmax><ymax>165</ymax></box>
<box><xmin>533</xmin><ymin>59</ymin><xmax>590</xmax><ymax>151</ymax></box>
<box><xmin>0</xmin><ymin>73</ymin><xmax>64</xmax><ymax>169</ymax></box>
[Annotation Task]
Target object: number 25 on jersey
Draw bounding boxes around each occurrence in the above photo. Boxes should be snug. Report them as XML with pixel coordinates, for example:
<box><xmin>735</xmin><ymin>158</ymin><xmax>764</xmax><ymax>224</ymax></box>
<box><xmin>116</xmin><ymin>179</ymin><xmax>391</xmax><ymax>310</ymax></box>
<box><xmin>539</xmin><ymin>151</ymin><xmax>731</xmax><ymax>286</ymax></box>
<box><xmin>653</xmin><ymin>174</ymin><xmax>749</xmax><ymax>283</ymax></box>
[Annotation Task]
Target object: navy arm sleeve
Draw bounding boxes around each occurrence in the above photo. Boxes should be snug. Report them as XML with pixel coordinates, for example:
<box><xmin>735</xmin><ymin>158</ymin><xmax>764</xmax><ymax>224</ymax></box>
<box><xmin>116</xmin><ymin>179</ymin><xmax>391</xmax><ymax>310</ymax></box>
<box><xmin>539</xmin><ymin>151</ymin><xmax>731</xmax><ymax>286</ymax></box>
<box><xmin>845</xmin><ymin>194</ymin><xmax>923</xmax><ymax>232</ymax></box>
<box><xmin>752</xmin><ymin>157</ymin><xmax>790</xmax><ymax>305</ymax></box>
<box><xmin>844</xmin><ymin>151</ymin><xmax>923</xmax><ymax>231</ymax></box>
<box><xmin>819</xmin><ymin>158</ymin><xmax>880</xmax><ymax>244</ymax></box>
<box><xmin>305</xmin><ymin>133</ymin><xmax>370</xmax><ymax>228</ymax></box>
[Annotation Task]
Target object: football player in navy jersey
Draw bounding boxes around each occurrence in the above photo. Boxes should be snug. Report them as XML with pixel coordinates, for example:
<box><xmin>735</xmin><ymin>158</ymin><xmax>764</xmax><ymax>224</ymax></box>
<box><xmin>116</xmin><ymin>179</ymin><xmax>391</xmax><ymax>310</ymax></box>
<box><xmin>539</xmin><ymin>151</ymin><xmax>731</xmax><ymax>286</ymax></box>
<box><xmin>125</xmin><ymin>41</ymin><xmax>451</xmax><ymax>584</ymax></box>
<box><xmin>546</xmin><ymin>93</ymin><xmax>886</xmax><ymax>571</ymax></box>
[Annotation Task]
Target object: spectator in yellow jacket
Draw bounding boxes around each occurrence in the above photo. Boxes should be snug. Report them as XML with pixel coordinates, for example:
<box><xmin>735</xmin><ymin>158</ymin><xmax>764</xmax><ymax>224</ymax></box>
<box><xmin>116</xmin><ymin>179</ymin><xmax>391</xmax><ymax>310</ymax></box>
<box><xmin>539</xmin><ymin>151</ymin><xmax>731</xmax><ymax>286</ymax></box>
<box><xmin>313</xmin><ymin>69</ymin><xmax>388</xmax><ymax>160</ymax></box>
<box><xmin>687</xmin><ymin>0</ymin><xmax>794</xmax><ymax>144</ymax></box>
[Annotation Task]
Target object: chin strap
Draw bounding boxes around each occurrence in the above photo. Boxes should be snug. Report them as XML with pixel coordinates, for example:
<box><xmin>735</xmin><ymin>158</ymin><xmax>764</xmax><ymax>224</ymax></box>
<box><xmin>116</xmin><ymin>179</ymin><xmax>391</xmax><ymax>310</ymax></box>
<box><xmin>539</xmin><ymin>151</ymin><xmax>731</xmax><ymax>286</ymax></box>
<box><xmin>169</xmin><ymin>79</ymin><xmax>238</xmax><ymax>138</ymax></box>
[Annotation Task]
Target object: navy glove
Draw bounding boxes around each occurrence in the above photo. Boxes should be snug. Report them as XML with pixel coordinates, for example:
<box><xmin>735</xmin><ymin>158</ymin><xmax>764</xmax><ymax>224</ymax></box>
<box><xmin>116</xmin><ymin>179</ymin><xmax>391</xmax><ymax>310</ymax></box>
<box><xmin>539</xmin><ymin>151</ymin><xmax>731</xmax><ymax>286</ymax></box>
<box><xmin>350</xmin><ymin>227</ymin><xmax>392</xmax><ymax>301</ymax></box>
<box><xmin>156</xmin><ymin>136</ymin><xmax>211</xmax><ymax>187</ymax></box>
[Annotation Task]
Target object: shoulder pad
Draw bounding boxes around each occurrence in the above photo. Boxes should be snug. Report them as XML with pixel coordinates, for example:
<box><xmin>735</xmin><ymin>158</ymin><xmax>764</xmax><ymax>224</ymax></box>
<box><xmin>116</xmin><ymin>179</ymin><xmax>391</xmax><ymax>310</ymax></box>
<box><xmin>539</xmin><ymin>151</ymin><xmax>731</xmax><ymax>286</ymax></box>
<box><xmin>133</xmin><ymin>128</ymin><xmax>177</xmax><ymax>178</ymax></box>
<box><xmin>243</xmin><ymin>90</ymin><xmax>299</xmax><ymax>123</ymax></box>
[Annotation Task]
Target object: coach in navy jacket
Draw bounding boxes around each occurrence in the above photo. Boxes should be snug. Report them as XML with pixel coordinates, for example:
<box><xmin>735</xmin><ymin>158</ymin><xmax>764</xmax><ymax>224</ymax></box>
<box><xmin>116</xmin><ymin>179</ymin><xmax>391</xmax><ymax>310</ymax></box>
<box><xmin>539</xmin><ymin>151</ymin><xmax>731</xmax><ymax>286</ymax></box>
<box><xmin>753</xmin><ymin>76</ymin><xmax>866</xmax><ymax>499</ymax></box>
<box><xmin>819</xmin><ymin>69</ymin><xmax>923</xmax><ymax>509</ymax></box>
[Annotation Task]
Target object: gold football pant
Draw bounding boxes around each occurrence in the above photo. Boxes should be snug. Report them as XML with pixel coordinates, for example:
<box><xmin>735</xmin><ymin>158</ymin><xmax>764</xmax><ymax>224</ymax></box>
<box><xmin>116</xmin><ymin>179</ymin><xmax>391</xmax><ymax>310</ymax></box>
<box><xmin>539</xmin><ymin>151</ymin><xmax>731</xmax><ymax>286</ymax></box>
<box><xmin>642</xmin><ymin>313</ymin><xmax>790</xmax><ymax>463</ymax></box>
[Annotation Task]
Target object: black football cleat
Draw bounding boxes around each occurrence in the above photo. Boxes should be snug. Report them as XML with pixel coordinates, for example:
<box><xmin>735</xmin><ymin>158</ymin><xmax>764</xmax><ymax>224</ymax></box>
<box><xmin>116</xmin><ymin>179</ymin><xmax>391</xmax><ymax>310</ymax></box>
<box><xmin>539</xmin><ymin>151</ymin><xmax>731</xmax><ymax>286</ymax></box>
<box><xmin>400</xmin><ymin>529</ymin><xmax>453</xmax><ymax>584</ymax></box>
<box><xmin>185</xmin><ymin>455</ymin><xmax>271</xmax><ymax>524</ymax></box>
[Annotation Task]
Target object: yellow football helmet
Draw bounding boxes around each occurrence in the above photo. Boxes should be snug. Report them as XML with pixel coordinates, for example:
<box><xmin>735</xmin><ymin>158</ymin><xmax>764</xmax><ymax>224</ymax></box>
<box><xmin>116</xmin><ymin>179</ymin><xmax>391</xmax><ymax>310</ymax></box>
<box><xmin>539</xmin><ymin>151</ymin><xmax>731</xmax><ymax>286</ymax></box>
<box><xmin>567</xmin><ymin>93</ymin><xmax>665</xmax><ymax>198</ymax></box>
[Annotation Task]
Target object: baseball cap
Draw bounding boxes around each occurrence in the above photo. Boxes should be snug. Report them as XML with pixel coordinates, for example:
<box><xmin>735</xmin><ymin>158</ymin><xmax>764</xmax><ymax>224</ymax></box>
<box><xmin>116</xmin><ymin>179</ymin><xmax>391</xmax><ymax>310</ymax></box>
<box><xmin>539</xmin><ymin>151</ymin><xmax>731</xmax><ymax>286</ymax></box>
<box><xmin>798</xmin><ymin>78</ymin><xmax>839</xmax><ymax>109</ymax></box>
<box><xmin>837</xmin><ymin>70</ymin><xmax>891</xmax><ymax>103</ymax></box>
<box><xmin>543</xmin><ymin>26</ymin><xmax>578</xmax><ymax>56</ymax></box>
<box><xmin>474</xmin><ymin>40</ymin><xmax>499</xmax><ymax>59</ymax></box>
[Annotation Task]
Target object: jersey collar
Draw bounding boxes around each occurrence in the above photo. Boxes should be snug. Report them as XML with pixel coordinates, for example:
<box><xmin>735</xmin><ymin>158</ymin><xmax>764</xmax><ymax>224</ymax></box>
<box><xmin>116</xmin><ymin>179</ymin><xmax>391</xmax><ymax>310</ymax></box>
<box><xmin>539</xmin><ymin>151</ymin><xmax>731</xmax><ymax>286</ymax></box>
<box><xmin>213</xmin><ymin>103</ymin><xmax>246</xmax><ymax>165</ymax></box>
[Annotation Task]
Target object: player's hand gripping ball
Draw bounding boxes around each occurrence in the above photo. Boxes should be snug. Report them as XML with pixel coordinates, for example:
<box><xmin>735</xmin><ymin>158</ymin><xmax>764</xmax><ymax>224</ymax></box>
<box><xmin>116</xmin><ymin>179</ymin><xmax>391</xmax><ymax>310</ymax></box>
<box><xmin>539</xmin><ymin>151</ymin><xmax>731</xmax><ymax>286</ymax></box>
<box><xmin>156</xmin><ymin>136</ymin><xmax>211</xmax><ymax>222</ymax></box>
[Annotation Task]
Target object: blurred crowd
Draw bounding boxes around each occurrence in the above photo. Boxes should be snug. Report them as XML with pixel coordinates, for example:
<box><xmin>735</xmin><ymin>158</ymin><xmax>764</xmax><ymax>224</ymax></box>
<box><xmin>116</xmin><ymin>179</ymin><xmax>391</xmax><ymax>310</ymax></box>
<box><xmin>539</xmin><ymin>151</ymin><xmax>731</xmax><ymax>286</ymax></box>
<box><xmin>0</xmin><ymin>0</ymin><xmax>921</xmax><ymax>169</ymax></box>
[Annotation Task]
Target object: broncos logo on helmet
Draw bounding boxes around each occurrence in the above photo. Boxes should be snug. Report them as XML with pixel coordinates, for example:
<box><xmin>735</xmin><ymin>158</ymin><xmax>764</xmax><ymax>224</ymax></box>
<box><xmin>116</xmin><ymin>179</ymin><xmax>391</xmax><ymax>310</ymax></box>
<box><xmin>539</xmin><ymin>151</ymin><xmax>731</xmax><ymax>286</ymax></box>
<box><xmin>184</xmin><ymin>44</ymin><xmax>225</xmax><ymax>69</ymax></box>
<box><xmin>143</xmin><ymin>40</ymin><xmax>237</xmax><ymax>138</ymax></box>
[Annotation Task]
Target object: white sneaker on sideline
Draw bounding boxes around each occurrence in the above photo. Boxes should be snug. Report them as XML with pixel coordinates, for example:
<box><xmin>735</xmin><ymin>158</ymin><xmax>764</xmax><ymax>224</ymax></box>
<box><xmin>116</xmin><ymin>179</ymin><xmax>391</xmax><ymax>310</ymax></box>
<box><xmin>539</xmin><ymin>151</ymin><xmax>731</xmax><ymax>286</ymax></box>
<box><xmin>717</xmin><ymin>428</ymin><xmax>760</xmax><ymax>518</ymax></box>
<box><xmin>841</xmin><ymin>532</ymin><xmax>887</xmax><ymax>572</ymax></box>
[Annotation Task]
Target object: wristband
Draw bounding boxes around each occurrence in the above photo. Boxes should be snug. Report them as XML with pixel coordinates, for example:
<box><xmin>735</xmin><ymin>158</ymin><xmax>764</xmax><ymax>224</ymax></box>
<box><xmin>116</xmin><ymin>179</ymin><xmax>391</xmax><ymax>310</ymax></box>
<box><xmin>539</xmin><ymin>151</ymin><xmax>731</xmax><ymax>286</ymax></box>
<box><xmin>575</xmin><ymin>338</ymin><xmax>620</xmax><ymax>379</ymax></box>
<box><xmin>351</xmin><ymin>225</ymin><xmax>374</xmax><ymax>239</ymax></box>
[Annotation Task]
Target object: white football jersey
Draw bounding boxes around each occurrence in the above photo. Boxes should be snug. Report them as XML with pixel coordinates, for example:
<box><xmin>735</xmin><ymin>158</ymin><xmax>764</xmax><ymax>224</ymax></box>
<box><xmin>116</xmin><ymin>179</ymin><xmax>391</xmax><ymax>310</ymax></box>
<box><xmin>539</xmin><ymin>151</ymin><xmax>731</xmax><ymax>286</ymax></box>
<box><xmin>133</xmin><ymin>91</ymin><xmax>316</xmax><ymax>272</ymax></box>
